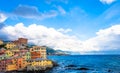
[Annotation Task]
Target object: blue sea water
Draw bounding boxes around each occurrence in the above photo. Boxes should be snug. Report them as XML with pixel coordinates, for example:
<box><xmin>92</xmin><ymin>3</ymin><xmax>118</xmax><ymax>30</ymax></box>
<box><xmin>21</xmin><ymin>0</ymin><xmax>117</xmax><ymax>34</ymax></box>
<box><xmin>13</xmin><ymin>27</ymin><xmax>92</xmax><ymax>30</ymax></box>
<box><xmin>47</xmin><ymin>55</ymin><xmax>120</xmax><ymax>73</ymax></box>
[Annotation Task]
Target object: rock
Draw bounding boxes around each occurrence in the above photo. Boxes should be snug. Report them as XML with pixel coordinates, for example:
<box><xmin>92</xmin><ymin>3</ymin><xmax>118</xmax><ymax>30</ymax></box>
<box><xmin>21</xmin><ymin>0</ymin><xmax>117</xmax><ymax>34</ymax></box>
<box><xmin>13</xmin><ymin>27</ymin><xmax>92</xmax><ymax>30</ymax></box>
<box><xmin>108</xmin><ymin>69</ymin><xmax>111</xmax><ymax>72</ymax></box>
<box><xmin>65</xmin><ymin>64</ymin><xmax>77</xmax><ymax>70</ymax></box>
<box><xmin>75</xmin><ymin>67</ymin><xmax>90</xmax><ymax>70</ymax></box>
<box><xmin>52</xmin><ymin>61</ymin><xmax>59</xmax><ymax>67</ymax></box>
<box><xmin>65</xmin><ymin>65</ymin><xmax>90</xmax><ymax>71</ymax></box>
<box><xmin>65</xmin><ymin>65</ymin><xmax>77</xmax><ymax>67</ymax></box>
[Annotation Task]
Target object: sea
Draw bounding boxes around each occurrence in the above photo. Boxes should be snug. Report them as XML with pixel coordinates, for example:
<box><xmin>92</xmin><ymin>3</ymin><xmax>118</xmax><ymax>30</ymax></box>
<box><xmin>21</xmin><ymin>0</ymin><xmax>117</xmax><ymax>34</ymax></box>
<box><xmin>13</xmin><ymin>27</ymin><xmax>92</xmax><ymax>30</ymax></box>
<box><xmin>3</xmin><ymin>55</ymin><xmax>120</xmax><ymax>73</ymax></box>
<box><xmin>46</xmin><ymin>55</ymin><xmax>120</xmax><ymax>73</ymax></box>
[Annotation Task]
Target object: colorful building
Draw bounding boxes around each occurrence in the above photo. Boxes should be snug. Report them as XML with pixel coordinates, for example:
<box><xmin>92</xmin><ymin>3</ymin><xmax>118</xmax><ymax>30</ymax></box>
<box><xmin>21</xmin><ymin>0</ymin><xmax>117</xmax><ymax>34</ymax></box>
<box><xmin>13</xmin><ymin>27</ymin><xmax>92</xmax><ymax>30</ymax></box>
<box><xmin>5</xmin><ymin>42</ymin><xmax>16</xmax><ymax>49</ymax></box>
<box><xmin>31</xmin><ymin>51</ymin><xmax>41</xmax><ymax>59</ymax></box>
<box><xmin>26</xmin><ymin>59</ymin><xmax>53</xmax><ymax>70</ymax></box>
<box><xmin>5</xmin><ymin>59</ymin><xmax>13</xmax><ymax>70</ymax></box>
<box><xmin>16</xmin><ymin>57</ymin><xmax>27</xmax><ymax>70</ymax></box>
<box><xmin>11</xmin><ymin>57</ymin><xmax>27</xmax><ymax>70</ymax></box>
<box><xmin>0</xmin><ymin>40</ymin><xmax>3</xmax><ymax>45</ymax></box>
<box><xmin>0</xmin><ymin>48</ymin><xmax>5</xmax><ymax>55</ymax></box>
<box><xmin>25</xmin><ymin>52</ymin><xmax>31</xmax><ymax>60</ymax></box>
<box><xmin>0</xmin><ymin>60</ymin><xmax>6</xmax><ymax>72</ymax></box>
<box><xmin>5</xmin><ymin>50</ymin><xmax>14</xmax><ymax>57</ymax></box>
<box><xmin>13</xmin><ymin>38</ymin><xmax>28</xmax><ymax>49</ymax></box>
<box><xmin>30</xmin><ymin>46</ymin><xmax>47</xmax><ymax>59</ymax></box>
<box><xmin>11</xmin><ymin>49</ymin><xmax>20</xmax><ymax>55</ymax></box>
<box><xmin>0</xmin><ymin>38</ymin><xmax>49</xmax><ymax>72</ymax></box>
<box><xmin>6</xmin><ymin>64</ymin><xmax>17</xmax><ymax>71</ymax></box>
<box><xmin>40</xmin><ymin>47</ymin><xmax>47</xmax><ymax>59</ymax></box>
<box><xmin>6</xmin><ymin>58</ymin><xmax>17</xmax><ymax>71</ymax></box>
<box><xmin>13</xmin><ymin>38</ymin><xmax>28</xmax><ymax>45</ymax></box>
<box><xmin>18</xmin><ymin>38</ymin><xmax>28</xmax><ymax>45</ymax></box>
<box><xmin>5</xmin><ymin>59</ymin><xmax>13</xmax><ymax>64</ymax></box>
<box><xmin>0</xmin><ymin>54</ymin><xmax>6</xmax><ymax>60</ymax></box>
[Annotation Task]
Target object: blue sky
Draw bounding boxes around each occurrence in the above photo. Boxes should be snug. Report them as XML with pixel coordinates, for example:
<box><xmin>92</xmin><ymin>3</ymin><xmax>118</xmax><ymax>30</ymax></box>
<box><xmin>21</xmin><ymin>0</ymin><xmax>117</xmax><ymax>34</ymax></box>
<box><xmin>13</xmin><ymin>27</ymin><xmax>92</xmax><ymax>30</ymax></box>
<box><xmin>0</xmin><ymin>0</ymin><xmax>120</xmax><ymax>54</ymax></box>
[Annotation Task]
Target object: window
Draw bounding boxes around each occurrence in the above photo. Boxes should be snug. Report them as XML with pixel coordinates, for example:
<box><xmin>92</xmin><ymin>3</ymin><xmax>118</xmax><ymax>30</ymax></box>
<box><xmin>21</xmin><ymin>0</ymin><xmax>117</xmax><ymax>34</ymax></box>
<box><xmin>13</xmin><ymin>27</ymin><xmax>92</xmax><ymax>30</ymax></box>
<box><xmin>19</xmin><ymin>65</ymin><xmax>21</xmax><ymax>68</ymax></box>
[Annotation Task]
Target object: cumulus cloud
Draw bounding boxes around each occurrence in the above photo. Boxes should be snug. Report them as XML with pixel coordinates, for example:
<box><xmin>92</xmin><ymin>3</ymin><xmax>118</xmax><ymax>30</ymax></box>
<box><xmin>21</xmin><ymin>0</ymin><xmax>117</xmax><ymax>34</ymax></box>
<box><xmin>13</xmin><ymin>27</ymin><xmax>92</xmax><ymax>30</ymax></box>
<box><xmin>83</xmin><ymin>24</ymin><xmax>120</xmax><ymax>54</ymax></box>
<box><xmin>57</xmin><ymin>28</ymin><xmax>72</xmax><ymax>33</ymax></box>
<box><xmin>1</xmin><ymin>23</ymin><xmax>120</xmax><ymax>54</ymax></box>
<box><xmin>13</xmin><ymin>5</ymin><xmax>58</xmax><ymax>19</ymax></box>
<box><xmin>0</xmin><ymin>23</ymin><xmax>83</xmax><ymax>52</ymax></box>
<box><xmin>0</xmin><ymin>13</ymin><xmax>7</xmax><ymax>23</ymax></box>
<box><xmin>100</xmin><ymin>0</ymin><xmax>116</xmax><ymax>4</ymax></box>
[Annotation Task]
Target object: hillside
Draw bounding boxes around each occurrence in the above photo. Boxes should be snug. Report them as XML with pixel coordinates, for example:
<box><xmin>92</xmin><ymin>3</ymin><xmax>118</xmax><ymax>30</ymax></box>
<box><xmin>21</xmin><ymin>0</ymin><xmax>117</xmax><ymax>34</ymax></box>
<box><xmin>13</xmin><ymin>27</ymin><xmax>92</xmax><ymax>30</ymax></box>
<box><xmin>46</xmin><ymin>47</ymin><xmax>70</xmax><ymax>55</ymax></box>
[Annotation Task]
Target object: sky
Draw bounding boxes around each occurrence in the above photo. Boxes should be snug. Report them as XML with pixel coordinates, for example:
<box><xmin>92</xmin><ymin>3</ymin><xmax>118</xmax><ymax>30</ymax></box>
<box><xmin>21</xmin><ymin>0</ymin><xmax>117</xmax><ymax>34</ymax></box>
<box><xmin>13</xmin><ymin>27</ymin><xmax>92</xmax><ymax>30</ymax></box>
<box><xmin>0</xmin><ymin>0</ymin><xmax>120</xmax><ymax>54</ymax></box>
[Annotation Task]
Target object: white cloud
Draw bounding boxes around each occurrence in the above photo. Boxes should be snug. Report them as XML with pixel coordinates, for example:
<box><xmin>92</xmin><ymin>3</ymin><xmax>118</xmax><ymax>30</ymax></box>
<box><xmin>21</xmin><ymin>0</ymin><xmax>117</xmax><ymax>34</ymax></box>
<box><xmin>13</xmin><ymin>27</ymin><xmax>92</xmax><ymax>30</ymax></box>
<box><xmin>13</xmin><ymin>5</ymin><xmax>58</xmax><ymax>19</ymax></box>
<box><xmin>57</xmin><ymin>28</ymin><xmax>72</xmax><ymax>33</ymax></box>
<box><xmin>57</xmin><ymin>6</ymin><xmax>66</xmax><ymax>15</ymax></box>
<box><xmin>100</xmin><ymin>0</ymin><xmax>116</xmax><ymax>4</ymax></box>
<box><xmin>1</xmin><ymin>23</ymin><xmax>120</xmax><ymax>54</ymax></box>
<box><xmin>83</xmin><ymin>24</ymin><xmax>120</xmax><ymax>54</ymax></box>
<box><xmin>1</xmin><ymin>23</ymin><xmax>83</xmax><ymax>52</ymax></box>
<box><xmin>0</xmin><ymin>13</ymin><xmax>7</xmax><ymax>23</ymax></box>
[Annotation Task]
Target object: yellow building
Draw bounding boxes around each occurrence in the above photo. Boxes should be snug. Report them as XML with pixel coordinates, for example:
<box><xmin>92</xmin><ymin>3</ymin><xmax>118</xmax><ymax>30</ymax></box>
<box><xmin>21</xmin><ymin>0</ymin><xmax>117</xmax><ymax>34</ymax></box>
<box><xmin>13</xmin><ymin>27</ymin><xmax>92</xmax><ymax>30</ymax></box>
<box><xmin>5</xmin><ymin>42</ymin><xmax>16</xmax><ymax>49</ymax></box>
<box><xmin>6</xmin><ymin>64</ymin><xmax>17</xmax><ymax>71</ymax></box>
<box><xmin>30</xmin><ymin>46</ymin><xmax>47</xmax><ymax>59</ymax></box>
<box><xmin>28</xmin><ymin>59</ymin><xmax>52</xmax><ymax>67</ymax></box>
<box><xmin>26</xmin><ymin>59</ymin><xmax>53</xmax><ymax>71</ymax></box>
<box><xmin>22</xmin><ymin>55</ymin><xmax>26</xmax><ymax>60</ymax></box>
<box><xmin>5</xmin><ymin>50</ymin><xmax>14</xmax><ymax>57</ymax></box>
<box><xmin>41</xmin><ymin>60</ymin><xmax>53</xmax><ymax>67</ymax></box>
<box><xmin>0</xmin><ymin>40</ymin><xmax>3</xmax><ymax>45</ymax></box>
<box><xmin>12</xmin><ymin>58</ymin><xmax>17</xmax><ymax>64</ymax></box>
<box><xmin>44</xmin><ymin>60</ymin><xmax>53</xmax><ymax>67</ymax></box>
<box><xmin>22</xmin><ymin>60</ymin><xmax>27</xmax><ymax>68</ymax></box>
<box><xmin>40</xmin><ymin>47</ymin><xmax>47</xmax><ymax>59</ymax></box>
<box><xmin>11</xmin><ymin>49</ymin><xmax>20</xmax><ymax>54</ymax></box>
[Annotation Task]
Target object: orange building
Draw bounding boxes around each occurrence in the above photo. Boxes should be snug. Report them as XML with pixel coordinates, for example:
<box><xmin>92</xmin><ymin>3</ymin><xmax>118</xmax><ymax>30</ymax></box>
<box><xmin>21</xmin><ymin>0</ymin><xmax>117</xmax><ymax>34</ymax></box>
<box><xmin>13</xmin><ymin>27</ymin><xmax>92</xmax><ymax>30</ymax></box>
<box><xmin>13</xmin><ymin>38</ymin><xmax>28</xmax><ymax>49</ymax></box>
<box><xmin>17</xmin><ymin>57</ymin><xmax>23</xmax><ymax>69</ymax></box>
<box><xmin>30</xmin><ymin>46</ymin><xmax>46</xmax><ymax>59</ymax></box>
<box><xmin>31</xmin><ymin>51</ymin><xmax>41</xmax><ymax>59</ymax></box>
<box><xmin>13</xmin><ymin>38</ymin><xmax>28</xmax><ymax>45</ymax></box>
<box><xmin>18</xmin><ymin>38</ymin><xmax>28</xmax><ymax>45</ymax></box>
<box><xmin>6</xmin><ymin>64</ymin><xmax>17</xmax><ymax>71</ymax></box>
<box><xmin>16</xmin><ymin>57</ymin><xmax>27</xmax><ymax>70</ymax></box>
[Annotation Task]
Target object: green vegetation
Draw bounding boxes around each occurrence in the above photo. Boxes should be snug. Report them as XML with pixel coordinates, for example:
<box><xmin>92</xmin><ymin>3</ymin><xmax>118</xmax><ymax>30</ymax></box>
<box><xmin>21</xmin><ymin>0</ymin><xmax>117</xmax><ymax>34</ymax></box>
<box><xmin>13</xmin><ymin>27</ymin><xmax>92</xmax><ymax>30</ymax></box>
<box><xmin>0</xmin><ymin>44</ymin><xmax>6</xmax><ymax>48</ymax></box>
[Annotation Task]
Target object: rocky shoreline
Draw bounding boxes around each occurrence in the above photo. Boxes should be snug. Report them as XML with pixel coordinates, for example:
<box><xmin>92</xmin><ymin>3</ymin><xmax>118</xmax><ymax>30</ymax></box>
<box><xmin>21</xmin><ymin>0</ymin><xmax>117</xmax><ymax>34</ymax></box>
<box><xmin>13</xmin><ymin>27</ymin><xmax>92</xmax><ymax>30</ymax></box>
<box><xmin>4</xmin><ymin>61</ymin><xmax>58</xmax><ymax>73</ymax></box>
<box><xmin>64</xmin><ymin>64</ymin><xmax>114</xmax><ymax>73</ymax></box>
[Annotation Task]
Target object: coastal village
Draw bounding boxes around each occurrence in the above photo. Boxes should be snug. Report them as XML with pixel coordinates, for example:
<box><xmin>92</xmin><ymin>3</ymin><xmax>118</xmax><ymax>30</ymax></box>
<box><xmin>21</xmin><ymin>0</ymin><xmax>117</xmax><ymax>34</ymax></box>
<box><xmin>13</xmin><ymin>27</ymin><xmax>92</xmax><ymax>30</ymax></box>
<box><xmin>0</xmin><ymin>38</ymin><xmax>53</xmax><ymax>72</ymax></box>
